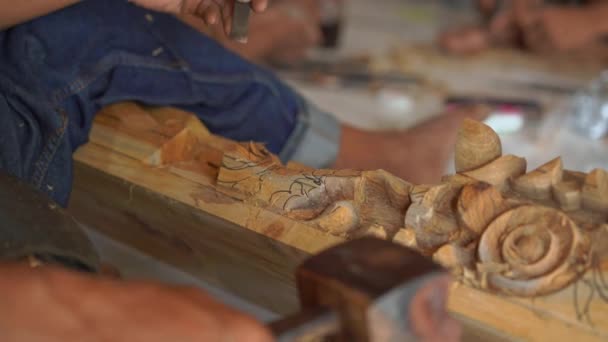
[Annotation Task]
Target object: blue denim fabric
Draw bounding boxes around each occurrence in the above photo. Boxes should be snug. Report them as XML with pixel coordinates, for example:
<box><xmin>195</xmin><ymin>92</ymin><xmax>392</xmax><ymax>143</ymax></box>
<box><xmin>0</xmin><ymin>0</ymin><xmax>340</xmax><ymax>207</ymax></box>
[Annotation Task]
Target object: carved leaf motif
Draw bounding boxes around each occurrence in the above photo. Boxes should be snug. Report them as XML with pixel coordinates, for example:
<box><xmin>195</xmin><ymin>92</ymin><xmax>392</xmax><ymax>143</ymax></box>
<box><xmin>461</xmin><ymin>155</ymin><xmax>527</xmax><ymax>191</ymax></box>
<box><xmin>511</xmin><ymin>157</ymin><xmax>563</xmax><ymax>200</ymax></box>
<box><xmin>552</xmin><ymin>171</ymin><xmax>586</xmax><ymax>211</ymax></box>
<box><xmin>582</xmin><ymin>169</ymin><xmax>608</xmax><ymax>212</ymax></box>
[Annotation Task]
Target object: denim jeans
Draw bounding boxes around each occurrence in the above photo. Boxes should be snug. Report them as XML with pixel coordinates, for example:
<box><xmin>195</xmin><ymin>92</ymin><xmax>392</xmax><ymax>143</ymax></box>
<box><xmin>0</xmin><ymin>0</ymin><xmax>340</xmax><ymax>207</ymax></box>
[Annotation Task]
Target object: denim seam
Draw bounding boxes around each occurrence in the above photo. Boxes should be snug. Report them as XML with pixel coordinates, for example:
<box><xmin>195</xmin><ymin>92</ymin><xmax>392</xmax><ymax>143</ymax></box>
<box><xmin>0</xmin><ymin>74</ymin><xmax>53</xmax><ymax>108</ymax></box>
<box><xmin>137</xmin><ymin>10</ymin><xmax>192</xmax><ymax>69</ymax></box>
<box><xmin>279</xmin><ymin>99</ymin><xmax>311</xmax><ymax>161</ymax></box>
<box><xmin>140</xmin><ymin>12</ymin><xmax>290</xmax><ymax>119</ymax></box>
<box><xmin>31</xmin><ymin>108</ymin><xmax>67</xmax><ymax>190</ymax></box>
<box><xmin>49</xmin><ymin>53</ymin><xmax>286</xmax><ymax>112</ymax></box>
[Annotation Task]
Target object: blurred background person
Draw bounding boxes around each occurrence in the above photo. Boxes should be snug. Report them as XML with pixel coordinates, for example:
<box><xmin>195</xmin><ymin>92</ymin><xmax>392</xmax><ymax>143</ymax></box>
<box><xmin>440</xmin><ymin>0</ymin><xmax>608</xmax><ymax>55</ymax></box>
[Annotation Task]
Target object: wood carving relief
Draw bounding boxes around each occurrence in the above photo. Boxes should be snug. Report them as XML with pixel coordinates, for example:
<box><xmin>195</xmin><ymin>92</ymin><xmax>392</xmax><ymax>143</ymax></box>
<box><xmin>217</xmin><ymin>144</ymin><xmax>411</xmax><ymax>239</ymax></box>
<box><xmin>87</xmin><ymin>103</ymin><xmax>608</xmax><ymax>336</ymax></box>
<box><xmin>216</xmin><ymin>119</ymin><xmax>607</xmax><ymax>303</ymax></box>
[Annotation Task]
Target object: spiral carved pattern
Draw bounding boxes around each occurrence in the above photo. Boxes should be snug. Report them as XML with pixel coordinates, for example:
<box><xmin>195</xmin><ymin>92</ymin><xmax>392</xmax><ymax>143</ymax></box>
<box><xmin>477</xmin><ymin>205</ymin><xmax>591</xmax><ymax>297</ymax></box>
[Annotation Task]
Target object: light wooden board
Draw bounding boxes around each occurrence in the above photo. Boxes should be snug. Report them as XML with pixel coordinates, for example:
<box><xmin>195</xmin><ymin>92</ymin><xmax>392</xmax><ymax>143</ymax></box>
<box><xmin>71</xmin><ymin>103</ymin><xmax>608</xmax><ymax>341</ymax></box>
<box><xmin>72</xmin><ymin>143</ymin><xmax>342</xmax><ymax>314</ymax></box>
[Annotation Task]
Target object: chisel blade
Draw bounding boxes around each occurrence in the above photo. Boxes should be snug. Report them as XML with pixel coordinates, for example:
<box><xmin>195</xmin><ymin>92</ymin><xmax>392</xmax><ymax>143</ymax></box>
<box><xmin>230</xmin><ymin>0</ymin><xmax>252</xmax><ymax>43</ymax></box>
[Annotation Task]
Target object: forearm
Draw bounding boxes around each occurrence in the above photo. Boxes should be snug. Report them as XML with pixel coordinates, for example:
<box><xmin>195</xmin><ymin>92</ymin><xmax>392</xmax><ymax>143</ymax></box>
<box><xmin>0</xmin><ymin>0</ymin><xmax>79</xmax><ymax>29</ymax></box>
<box><xmin>587</xmin><ymin>2</ymin><xmax>608</xmax><ymax>37</ymax></box>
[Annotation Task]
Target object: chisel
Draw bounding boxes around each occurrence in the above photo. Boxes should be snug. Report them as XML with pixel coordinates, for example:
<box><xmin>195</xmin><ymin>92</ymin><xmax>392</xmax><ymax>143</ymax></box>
<box><xmin>230</xmin><ymin>0</ymin><xmax>252</xmax><ymax>43</ymax></box>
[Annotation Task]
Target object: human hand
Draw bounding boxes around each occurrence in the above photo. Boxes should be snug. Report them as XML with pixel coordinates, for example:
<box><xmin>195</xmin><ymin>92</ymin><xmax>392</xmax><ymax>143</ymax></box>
<box><xmin>0</xmin><ymin>263</ymin><xmax>272</xmax><ymax>342</ymax></box>
<box><xmin>514</xmin><ymin>4</ymin><xmax>601</xmax><ymax>52</ymax></box>
<box><xmin>129</xmin><ymin>0</ymin><xmax>269</xmax><ymax>35</ymax></box>
<box><xmin>225</xmin><ymin>0</ymin><xmax>322</xmax><ymax>65</ymax></box>
<box><xmin>439</xmin><ymin>0</ymin><xmax>517</xmax><ymax>55</ymax></box>
<box><xmin>333</xmin><ymin>105</ymin><xmax>489</xmax><ymax>184</ymax></box>
<box><xmin>439</xmin><ymin>0</ymin><xmax>531</xmax><ymax>55</ymax></box>
<box><xmin>260</xmin><ymin>0</ymin><xmax>322</xmax><ymax>66</ymax></box>
<box><xmin>180</xmin><ymin>0</ymin><xmax>320</xmax><ymax>65</ymax></box>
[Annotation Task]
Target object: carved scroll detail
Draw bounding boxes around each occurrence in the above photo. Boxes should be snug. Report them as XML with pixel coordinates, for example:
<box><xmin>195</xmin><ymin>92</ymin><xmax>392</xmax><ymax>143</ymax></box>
<box><xmin>477</xmin><ymin>205</ymin><xmax>590</xmax><ymax>296</ymax></box>
<box><xmin>400</xmin><ymin>120</ymin><xmax>604</xmax><ymax>298</ymax></box>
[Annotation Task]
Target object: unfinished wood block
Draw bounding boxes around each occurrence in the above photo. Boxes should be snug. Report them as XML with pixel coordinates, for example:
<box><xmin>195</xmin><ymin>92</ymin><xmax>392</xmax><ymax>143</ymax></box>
<box><xmin>511</xmin><ymin>157</ymin><xmax>563</xmax><ymax>200</ymax></box>
<box><xmin>461</xmin><ymin>155</ymin><xmax>527</xmax><ymax>191</ymax></box>
<box><xmin>455</xmin><ymin>119</ymin><xmax>502</xmax><ymax>172</ymax></box>
<box><xmin>582</xmin><ymin>169</ymin><xmax>608</xmax><ymax>212</ymax></box>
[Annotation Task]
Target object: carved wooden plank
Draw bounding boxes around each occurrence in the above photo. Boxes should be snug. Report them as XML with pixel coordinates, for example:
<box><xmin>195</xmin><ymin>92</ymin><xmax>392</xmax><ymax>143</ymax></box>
<box><xmin>71</xmin><ymin>103</ymin><xmax>608</xmax><ymax>341</ymax></box>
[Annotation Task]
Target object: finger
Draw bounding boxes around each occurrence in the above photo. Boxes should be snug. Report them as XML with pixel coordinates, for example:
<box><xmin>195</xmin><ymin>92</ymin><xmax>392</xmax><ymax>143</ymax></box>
<box><xmin>175</xmin><ymin>287</ymin><xmax>274</xmax><ymax>342</ymax></box>
<box><xmin>522</xmin><ymin>22</ymin><xmax>552</xmax><ymax>53</ymax></box>
<box><xmin>200</xmin><ymin>3</ymin><xmax>222</xmax><ymax>25</ymax></box>
<box><xmin>251</xmin><ymin>0</ymin><xmax>269</xmax><ymax>13</ymax></box>
<box><xmin>303</xmin><ymin>24</ymin><xmax>322</xmax><ymax>46</ymax></box>
<box><xmin>488</xmin><ymin>9</ymin><xmax>513</xmax><ymax>38</ymax></box>
<box><xmin>513</xmin><ymin>0</ymin><xmax>543</xmax><ymax>28</ymax></box>
<box><xmin>439</xmin><ymin>28</ymin><xmax>491</xmax><ymax>55</ymax></box>
<box><xmin>478</xmin><ymin>0</ymin><xmax>497</xmax><ymax>15</ymax></box>
<box><xmin>221</xmin><ymin>1</ymin><xmax>233</xmax><ymax>35</ymax></box>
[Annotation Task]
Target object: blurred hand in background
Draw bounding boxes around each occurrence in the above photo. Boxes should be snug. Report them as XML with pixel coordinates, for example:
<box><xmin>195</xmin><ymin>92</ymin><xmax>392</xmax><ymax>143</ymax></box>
<box><xmin>439</xmin><ymin>0</ymin><xmax>608</xmax><ymax>55</ymax></box>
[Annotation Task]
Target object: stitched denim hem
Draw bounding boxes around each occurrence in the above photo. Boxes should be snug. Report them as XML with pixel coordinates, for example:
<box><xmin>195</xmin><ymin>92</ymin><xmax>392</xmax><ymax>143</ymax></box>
<box><xmin>279</xmin><ymin>97</ymin><xmax>341</xmax><ymax>169</ymax></box>
<box><xmin>0</xmin><ymin>75</ymin><xmax>67</xmax><ymax>194</ymax></box>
